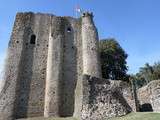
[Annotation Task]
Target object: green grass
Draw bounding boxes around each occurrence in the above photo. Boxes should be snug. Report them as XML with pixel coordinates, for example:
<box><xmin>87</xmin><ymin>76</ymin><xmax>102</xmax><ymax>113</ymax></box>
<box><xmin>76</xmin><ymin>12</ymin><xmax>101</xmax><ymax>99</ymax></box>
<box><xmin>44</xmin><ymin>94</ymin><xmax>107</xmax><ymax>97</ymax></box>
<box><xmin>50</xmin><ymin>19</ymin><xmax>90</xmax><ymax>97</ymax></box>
<box><xmin>108</xmin><ymin>112</ymin><xmax>160</xmax><ymax>120</ymax></box>
<box><xmin>17</xmin><ymin>117</ymin><xmax>78</xmax><ymax>120</ymax></box>
<box><xmin>17</xmin><ymin>112</ymin><xmax>160</xmax><ymax>120</ymax></box>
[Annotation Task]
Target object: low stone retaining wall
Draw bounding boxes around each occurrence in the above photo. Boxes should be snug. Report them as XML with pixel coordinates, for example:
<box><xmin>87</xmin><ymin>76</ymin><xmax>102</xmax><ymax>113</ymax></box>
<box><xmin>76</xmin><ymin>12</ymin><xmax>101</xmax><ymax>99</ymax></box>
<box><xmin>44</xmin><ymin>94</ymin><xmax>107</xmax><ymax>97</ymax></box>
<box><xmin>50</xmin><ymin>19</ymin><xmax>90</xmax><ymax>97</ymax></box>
<box><xmin>137</xmin><ymin>80</ymin><xmax>160</xmax><ymax>112</ymax></box>
<box><xmin>81</xmin><ymin>74</ymin><xmax>134</xmax><ymax>120</ymax></box>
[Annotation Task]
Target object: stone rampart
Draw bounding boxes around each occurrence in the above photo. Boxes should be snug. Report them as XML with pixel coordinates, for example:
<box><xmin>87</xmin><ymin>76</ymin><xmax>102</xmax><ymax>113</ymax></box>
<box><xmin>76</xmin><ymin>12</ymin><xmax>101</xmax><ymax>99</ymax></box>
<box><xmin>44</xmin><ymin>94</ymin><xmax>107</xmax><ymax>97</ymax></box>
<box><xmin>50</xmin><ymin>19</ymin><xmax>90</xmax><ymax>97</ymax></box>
<box><xmin>137</xmin><ymin>80</ymin><xmax>160</xmax><ymax>112</ymax></box>
<box><xmin>81</xmin><ymin>74</ymin><xmax>133</xmax><ymax>120</ymax></box>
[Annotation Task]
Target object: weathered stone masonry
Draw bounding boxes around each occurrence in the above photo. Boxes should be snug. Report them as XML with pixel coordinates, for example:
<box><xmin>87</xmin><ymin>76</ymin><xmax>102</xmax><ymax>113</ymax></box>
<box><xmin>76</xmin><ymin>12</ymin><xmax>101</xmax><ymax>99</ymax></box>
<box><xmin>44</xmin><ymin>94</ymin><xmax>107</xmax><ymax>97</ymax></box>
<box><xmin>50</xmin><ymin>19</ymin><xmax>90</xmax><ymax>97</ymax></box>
<box><xmin>0</xmin><ymin>12</ymin><xmax>135</xmax><ymax>120</ymax></box>
<box><xmin>81</xmin><ymin>75</ymin><xmax>133</xmax><ymax>120</ymax></box>
<box><xmin>0</xmin><ymin>12</ymin><xmax>101</xmax><ymax>120</ymax></box>
<box><xmin>137</xmin><ymin>80</ymin><xmax>160</xmax><ymax>112</ymax></box>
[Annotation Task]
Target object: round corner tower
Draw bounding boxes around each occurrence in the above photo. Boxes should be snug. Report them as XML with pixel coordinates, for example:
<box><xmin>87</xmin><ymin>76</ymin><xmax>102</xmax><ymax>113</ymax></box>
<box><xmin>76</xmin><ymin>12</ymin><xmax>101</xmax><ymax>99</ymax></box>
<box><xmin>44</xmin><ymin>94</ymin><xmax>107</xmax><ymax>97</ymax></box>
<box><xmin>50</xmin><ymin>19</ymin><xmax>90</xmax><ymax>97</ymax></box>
<box><xmin>81</xmin><ymin>12</ymin><xmax>102</xmax><ymax>78</ymax></box>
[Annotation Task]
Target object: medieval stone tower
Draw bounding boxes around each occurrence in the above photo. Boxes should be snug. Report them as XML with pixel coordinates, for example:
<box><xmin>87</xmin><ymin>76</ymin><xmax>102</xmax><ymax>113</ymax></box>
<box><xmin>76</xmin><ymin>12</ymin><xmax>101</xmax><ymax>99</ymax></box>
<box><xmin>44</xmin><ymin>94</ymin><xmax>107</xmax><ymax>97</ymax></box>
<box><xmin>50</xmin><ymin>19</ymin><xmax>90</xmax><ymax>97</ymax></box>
<box><xmin>0</xmin><ymin>12</ymin><xmax>102</xmax><ymax>120</ymax></box>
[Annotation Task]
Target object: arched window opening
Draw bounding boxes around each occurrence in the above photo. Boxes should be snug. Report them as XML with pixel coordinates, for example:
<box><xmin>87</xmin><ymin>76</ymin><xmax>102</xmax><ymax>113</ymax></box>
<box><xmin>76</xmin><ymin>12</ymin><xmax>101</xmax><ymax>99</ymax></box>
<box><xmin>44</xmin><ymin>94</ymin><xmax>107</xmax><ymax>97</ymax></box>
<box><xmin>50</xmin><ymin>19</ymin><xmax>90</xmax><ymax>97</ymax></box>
<box><xmin>30</xmin><ymin>34</ymin><xmax>36</xmax><ymax>44</ymax></box>
<box><xmin>67</xmin><ymin>27</ymin><xmax>71</xmax><ymax>33</ymax></box>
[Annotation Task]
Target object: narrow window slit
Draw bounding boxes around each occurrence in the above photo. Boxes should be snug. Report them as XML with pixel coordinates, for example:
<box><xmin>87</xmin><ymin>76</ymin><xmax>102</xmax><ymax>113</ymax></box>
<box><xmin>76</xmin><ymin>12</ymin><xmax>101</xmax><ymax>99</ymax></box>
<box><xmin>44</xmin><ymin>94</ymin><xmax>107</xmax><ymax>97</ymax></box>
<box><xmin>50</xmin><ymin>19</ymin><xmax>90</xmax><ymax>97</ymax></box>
<box><xmin>30</xmin><ymin>34</ymin><xmax>36</xmax><ymax>44</ymax></box>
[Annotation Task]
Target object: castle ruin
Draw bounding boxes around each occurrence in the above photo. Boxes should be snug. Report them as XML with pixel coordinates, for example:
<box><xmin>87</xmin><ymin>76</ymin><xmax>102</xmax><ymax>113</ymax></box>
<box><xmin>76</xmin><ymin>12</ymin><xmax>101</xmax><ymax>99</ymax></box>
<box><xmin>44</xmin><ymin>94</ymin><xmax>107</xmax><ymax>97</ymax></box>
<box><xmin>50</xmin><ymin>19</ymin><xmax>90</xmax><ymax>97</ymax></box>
<box><xmin>0</xmin><ymin>12</ymin><xmax>137</xmax><ymax>120</ymax></box>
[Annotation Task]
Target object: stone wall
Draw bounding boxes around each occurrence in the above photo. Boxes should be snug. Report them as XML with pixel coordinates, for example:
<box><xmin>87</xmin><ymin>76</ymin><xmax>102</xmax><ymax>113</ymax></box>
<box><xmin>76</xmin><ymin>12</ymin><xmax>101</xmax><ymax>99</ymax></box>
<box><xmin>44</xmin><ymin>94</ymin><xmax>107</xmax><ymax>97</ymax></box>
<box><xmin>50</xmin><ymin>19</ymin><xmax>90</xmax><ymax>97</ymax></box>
<box><xmin>81</xmin><ymin>74</ymin><xmax>133</xmax><ymax>120</ymax></box>
<box><xmin>60</xmin><ymin>17</ymin><xmax>81</xmax><ymax>116</ymax></box>
<box><xmin>0</xmin><ymin>13</ymin><xmax>28</xmax><ymax>120</ymax></box>
<box><xmin>81</xmin><ymin>13</ymin><xmax>101</xmax><ymax>78</ymax></box>
<box><xmin>0</xmin><ymin>13</ymin><xmax>53</xmax><ymax>119</ymax></box>
<box><xmin>0</xmin><ymin>12</ymin><xmax>83</xmax><ymax>119</ymax></box>
<box><xmin>44</xmin><ymin>16</ymin><xmax>82</xmax><ymax>117</ymax></box>
<box><xmin>121</xmin><ymin>81</ymin><xmax>137</xmax><ymax>112</ymax></box>
<box><xmin>0</xmin><ymin>12</ymin><xmax>135</xmax><ymax>120</ymax></box>
<box><xmin>14</xmin><ymin>13</ymin><xmax>51</xmax><ymax>118</ymax></box>
<box><xmin>137</xmin><ymin>80</ymin><xmax>160</xmax><ymax>112</ymax></box>
<box><xmin>44</xmin><ymin>16</ymin><xmax>65</xmax><ymax>117</ymax></box>
<box><xmin>13</xmin><ymin>13</ymin><xmax>51</xmax><ymax>118</ymax></box>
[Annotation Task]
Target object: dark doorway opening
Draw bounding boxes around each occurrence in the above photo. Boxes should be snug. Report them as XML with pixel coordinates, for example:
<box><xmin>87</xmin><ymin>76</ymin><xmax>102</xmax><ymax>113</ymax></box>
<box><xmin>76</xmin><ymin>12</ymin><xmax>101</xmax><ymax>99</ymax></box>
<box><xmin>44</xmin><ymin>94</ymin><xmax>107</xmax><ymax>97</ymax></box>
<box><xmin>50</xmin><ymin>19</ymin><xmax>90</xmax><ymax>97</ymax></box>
<box><xmin>140</xmin><ymin>103</ymin><xmax>153</xmax><ymax>112</ymax></box>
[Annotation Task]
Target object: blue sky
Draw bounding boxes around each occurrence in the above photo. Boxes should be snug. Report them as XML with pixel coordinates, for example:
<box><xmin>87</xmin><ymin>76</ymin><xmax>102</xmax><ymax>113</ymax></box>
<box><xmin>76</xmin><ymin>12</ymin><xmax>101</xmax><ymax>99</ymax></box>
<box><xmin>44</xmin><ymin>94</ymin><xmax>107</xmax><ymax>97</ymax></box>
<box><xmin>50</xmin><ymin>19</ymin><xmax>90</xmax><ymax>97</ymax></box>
<box><xmin>0</xmin><ymin>0</ymin><xmax>160</xmax><ymax>74</ymax></box>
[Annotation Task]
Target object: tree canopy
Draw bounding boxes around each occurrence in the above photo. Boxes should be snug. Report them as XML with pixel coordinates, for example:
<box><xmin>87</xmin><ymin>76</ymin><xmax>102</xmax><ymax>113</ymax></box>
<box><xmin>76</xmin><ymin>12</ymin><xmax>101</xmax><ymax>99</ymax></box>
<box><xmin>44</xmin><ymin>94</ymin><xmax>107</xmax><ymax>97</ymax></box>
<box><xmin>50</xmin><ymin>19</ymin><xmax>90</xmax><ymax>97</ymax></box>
<box><xmin>99</xmin><ymin>38</ymin><xmax>128</xmax><ymax>81</ymax></box>
<box><xmin>132</xmin><ymin>62</ymin><xmax>160</xmax><ymax>88</ymax></box>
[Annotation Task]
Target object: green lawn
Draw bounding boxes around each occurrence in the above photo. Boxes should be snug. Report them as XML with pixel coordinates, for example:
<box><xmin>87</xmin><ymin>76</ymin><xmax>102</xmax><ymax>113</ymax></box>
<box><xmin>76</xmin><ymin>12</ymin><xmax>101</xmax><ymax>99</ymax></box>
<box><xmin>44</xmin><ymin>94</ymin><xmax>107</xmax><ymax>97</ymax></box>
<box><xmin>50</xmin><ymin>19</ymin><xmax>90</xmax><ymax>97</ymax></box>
<box><xmin>108</xmin><ymin>112</ymin><xmax>160</xmax><ymax>120</ymax></box>
<box><xmin>17</xmin><ymin>117</ymin><xmax>78</xmax><ymax>120</ymax></box>
<box><xmin>17</xmin><ymin>112</ymin><xmax>160</xmax><ymax>120</ymax></box>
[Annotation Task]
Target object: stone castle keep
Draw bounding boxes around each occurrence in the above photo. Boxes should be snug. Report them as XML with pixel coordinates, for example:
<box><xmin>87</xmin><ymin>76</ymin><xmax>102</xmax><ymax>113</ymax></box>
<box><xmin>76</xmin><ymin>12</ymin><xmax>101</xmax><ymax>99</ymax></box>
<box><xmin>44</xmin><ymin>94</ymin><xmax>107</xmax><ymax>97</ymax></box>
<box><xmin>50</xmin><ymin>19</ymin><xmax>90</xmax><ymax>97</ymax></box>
<box><xmin>0</xmin><ymin>12</ymin><xmax>103</xmax><ymax>120</ymax></box>
<box><xmin>2</xmin><ymin>12</ymin><xmax>160</xmax><ymax>120</ymax></box>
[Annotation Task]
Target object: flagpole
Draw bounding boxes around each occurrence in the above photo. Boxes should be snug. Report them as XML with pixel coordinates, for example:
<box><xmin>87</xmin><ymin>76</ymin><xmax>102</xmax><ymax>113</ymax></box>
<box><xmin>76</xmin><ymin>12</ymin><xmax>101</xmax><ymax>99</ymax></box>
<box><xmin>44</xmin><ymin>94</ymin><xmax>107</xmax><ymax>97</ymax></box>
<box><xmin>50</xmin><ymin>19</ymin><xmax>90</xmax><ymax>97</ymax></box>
<box><xmin>76</xmin><ymin>7</ymin><xmax>78</xmax><ymax>18</ymax></box>
<box><xmin>75</xmin><ymin>0</ymin><xmax>78</xmax><ymax>18</ymax></box>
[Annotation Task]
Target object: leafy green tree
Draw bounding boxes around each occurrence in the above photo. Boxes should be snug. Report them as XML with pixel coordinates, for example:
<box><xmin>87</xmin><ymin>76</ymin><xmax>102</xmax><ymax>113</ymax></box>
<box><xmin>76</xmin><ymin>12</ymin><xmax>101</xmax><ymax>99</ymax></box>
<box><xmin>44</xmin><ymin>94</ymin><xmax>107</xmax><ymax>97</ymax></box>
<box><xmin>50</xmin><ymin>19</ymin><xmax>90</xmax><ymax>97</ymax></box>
<box><xmin>152</xmin><ymin>62</ymin><xmax>160</xmax><ymax>79</ymax></box>
<box><xmin>133</xmin><ymin>62</ymin><xmax>160</xmax><ymax>88</ymax></box>
<box><xmin>99</xmin><ymin>38</ymin><xmax>128</xmax><ymax>81</ymax></box>
<box><xmin>139</xmin><ymin>63</ymin><xmax>154</xmax><ymax>84</ymax></box>
<box><xmin>130</xmin><ymin>73</ymin><xmax>147</xmax><ymax>89</ymax></box>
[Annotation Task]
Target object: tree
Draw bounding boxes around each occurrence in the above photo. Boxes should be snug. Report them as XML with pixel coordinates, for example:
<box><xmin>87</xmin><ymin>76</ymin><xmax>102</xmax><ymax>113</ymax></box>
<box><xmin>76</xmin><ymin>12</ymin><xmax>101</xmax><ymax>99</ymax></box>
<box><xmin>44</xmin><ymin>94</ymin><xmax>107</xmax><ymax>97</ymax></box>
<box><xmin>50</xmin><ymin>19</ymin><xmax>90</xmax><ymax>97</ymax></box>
<box><xmin>133</xmin><ymin>62</ymin><xmax>160</xmax><ymax>88</ymax></box>
<box><xmin>152</xmin><ymin>62</ymin><xmax>160</xmax><ymax>80</ymax></box>
<box><xmin>139</xmin><ymin>63</ymin><xmax>154</xmax><ymax>84</ymax></box>
<box><xmin>99</xmin><ymin>38</ymin><xmax>128</xmax><ymax>81</ymax></box>
<box><xmin>130</xmin><ymin>73</ymin><xmax>147</xmax><ymax>89</ymax></box>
